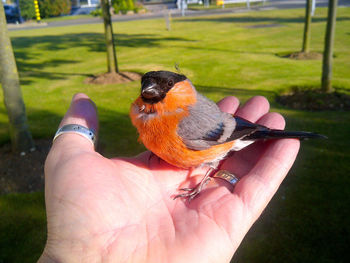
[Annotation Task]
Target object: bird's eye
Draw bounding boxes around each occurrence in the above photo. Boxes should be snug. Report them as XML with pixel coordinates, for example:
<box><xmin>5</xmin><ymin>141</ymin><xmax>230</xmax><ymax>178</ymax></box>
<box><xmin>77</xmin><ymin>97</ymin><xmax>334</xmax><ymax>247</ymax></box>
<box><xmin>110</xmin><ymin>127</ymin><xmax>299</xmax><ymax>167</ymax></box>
<box><xmin>167</xmin><ymin>80</ymin><xmax>174</xmax><ymax>87</ymax></box>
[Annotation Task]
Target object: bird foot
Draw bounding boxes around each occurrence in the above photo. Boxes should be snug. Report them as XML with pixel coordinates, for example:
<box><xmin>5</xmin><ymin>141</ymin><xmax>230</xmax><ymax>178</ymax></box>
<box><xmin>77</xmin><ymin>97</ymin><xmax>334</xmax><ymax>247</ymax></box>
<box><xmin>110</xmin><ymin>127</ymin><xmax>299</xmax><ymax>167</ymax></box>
<box><xmin>173</xmin><ymin>187</ymin><xmax>201</xmax><ymax>202</ymax></box>
<box><xmin>174</xmin><ymin>187</ymin><xmax>200</xmax><ymax>202</ymax></box>
<box><xmin>173</xmin><ymin>177</ymin><xmax>212</xmax><ymax>202</ymax></box>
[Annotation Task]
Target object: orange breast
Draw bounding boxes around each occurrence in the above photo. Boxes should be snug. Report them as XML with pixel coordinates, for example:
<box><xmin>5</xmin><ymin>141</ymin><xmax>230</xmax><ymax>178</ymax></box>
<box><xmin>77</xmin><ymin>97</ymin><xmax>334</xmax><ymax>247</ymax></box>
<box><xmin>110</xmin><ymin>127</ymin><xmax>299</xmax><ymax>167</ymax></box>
<box><xmin>130</xmin><ymin>80</ymin><xmax>235</xmax><ymax>168</ymax></box>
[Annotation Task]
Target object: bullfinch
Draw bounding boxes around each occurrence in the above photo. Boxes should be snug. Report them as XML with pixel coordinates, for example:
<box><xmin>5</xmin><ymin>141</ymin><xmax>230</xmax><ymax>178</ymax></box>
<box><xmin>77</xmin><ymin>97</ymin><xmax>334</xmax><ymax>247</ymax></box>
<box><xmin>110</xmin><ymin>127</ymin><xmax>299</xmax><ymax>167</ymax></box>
<box><xmin>130</xmin><ymin>71</ymin><xmax>325</xmax><ymax>200</ymax></box>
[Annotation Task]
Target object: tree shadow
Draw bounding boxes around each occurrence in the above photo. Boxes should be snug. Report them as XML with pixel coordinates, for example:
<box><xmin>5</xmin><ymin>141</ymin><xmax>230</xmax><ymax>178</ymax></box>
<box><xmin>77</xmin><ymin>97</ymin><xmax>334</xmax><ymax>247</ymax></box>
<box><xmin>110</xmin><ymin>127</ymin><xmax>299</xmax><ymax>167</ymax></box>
<box><xmin>11</xmin><ymin>32</ymin><xmax>192</xmax><ymax>85</ymax></box>
<box><xmin>0</xmin><ymin>192</ymin><xmax>46</xmax><ymax>263</ymax></box>
<box><xmin>12</xmin><ymin>33</ymin><xmax>191</xmax><ymax>52</ymax></box>
<box><xmin>179</xmin><ymin>15</ymin><xmax>350</xmax><ymax>24</ymax></box>
<box><xmin>183</xmin><ymin>45</ymin><xmax>273</xmax><ymax>55</ymax></box>
<box><xmin>195</xmin><ymin>84</ymin><xmax>277</xmax><ymax>99</ymax></box>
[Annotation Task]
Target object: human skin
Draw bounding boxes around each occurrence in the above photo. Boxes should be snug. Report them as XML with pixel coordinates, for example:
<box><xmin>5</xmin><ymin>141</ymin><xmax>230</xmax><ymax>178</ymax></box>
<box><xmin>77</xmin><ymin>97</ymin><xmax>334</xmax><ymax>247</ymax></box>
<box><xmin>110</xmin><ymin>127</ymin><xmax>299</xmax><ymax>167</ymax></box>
<box><xmin>38</xmin><ymin>93</ymin><xmax>300</xmax><ymax>263</ymax></box>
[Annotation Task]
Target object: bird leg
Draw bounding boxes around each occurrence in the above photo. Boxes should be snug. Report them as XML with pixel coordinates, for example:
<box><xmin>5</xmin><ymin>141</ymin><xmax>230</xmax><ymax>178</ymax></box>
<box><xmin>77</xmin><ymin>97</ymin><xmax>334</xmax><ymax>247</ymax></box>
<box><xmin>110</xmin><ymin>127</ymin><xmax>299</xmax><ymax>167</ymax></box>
<box><xmin>174</xmin><ymin>165</ymin><xmax>216</xmax><ymax>201</ymax></box>
<box><xmin>148</xmin><ymin>152</ymin><xmax>161</xmax><ymax>166</ymax></box>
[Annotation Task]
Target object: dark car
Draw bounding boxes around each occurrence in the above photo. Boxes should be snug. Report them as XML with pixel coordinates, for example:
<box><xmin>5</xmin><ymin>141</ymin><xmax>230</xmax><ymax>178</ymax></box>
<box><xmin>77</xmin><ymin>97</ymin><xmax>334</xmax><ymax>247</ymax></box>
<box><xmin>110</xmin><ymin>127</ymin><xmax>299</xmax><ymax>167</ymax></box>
<box><xmin>3</xmin><ymin>4</ymin><xmax>20</xmax><ymax>24</ymax></box>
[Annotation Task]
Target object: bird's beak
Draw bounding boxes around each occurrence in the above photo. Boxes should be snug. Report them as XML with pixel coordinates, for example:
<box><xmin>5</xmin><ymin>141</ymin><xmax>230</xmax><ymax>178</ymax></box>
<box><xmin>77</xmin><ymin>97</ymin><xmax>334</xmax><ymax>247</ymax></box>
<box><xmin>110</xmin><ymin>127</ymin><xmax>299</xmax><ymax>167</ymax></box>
<box><xmin>141</xmin><ymin>83</ymin><xmax>160</xmax><ymax>100</ymax></box>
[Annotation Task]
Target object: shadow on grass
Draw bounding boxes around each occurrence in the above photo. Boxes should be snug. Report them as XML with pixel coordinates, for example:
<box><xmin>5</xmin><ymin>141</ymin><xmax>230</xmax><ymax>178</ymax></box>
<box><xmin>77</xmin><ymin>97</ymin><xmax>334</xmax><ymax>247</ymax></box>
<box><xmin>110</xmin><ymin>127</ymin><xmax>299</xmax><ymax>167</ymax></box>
<box><xmin>12</xmin><ymin>33</ymin><xmax>192</xmax><ymax>51</ymax></box>
<box><xmin>10</xmin><ymin>50</ymin><xmax>82</xmax><ymax>85</ymax></box>
<box><xmin>183</xmin><ymin>45</ymin><xmax>274</xmax><ymax>55</ymax></box>
<box><xmin>0</xmin><ymin>192</ymin><xmax>46</xmax><ymax>263</ymax></box>
<box><xmin>179</xmin><ymin>15</ymin><xmax>350</xmax><ymax>24</ymax></box>
<box><xmin>11</xmin><ymin>33</ymin><xmax>192</xmax><ymax>85</ymax></box>
<box><xmin>196</xmin><ymin>84</ymin><xmax>277</xmax><ymax>98</ymax></box>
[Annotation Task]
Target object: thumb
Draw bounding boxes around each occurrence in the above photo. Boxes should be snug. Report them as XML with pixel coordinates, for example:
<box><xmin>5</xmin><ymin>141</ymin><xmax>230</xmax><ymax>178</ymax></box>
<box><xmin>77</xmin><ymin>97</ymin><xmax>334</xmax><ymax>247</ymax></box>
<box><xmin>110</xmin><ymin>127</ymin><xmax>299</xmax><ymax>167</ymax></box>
<box><xmin>50</xmin><ymin>93</ymin><xmax>99</xmax><ymax>157</ymax></box>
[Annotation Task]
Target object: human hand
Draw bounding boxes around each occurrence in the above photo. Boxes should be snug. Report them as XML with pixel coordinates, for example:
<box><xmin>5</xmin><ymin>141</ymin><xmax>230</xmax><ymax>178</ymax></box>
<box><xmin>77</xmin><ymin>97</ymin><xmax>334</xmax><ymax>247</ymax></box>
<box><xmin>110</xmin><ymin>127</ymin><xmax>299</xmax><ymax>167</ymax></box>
<box><xmin>38</xmin><ymin>93</ymin><xmax>300</xmax><ymax>263</ymax></box>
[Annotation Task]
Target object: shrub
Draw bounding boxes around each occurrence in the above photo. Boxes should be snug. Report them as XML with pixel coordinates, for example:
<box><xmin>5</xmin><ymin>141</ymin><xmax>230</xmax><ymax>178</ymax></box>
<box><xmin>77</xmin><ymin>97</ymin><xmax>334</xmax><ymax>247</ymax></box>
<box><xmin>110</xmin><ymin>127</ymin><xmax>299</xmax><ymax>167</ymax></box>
<box><xmin>133</xmin><ymin>2</ymin><xmax>145</xmax><ymax>14</ymax></box>
<box><xmin>37</xmin><ymin>0</ymin><xmax>71</xmax><ymax>18</ymax></box>
<box><xmin>126</xmin><ymin>0</ymin><xmax>135</xmax><ymax>11</ymax></box>
<box><xmin>90</xmin><ymin>8</ymin><xmax>102</xmax><ymax>17</ymax></box>
<box><xmin>19</xmin><ymin>0</ymin><xmax>36</xmax><ymax>20</ymax></box>
<box><xmin>112</xmin><ymin>0</ymin><xmax>135</xmax><ymax>15</ymax></box>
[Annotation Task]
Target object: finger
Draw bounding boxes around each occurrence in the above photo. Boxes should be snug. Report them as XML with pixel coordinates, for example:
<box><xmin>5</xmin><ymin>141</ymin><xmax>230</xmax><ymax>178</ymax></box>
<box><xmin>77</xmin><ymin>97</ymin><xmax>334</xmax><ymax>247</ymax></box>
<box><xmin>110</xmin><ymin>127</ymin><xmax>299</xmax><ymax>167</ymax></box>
<box><xmin>257</xmin><ymin>112</ymin><xmax>286</xmax><ymax>130</ymax></box>
<box><xmin>235</xmin><ymin>96</ymin><xmax>270</xmax><ymax>122</ymax></box>
<box><xmin>217</xmin><ymin>96</ymin><xmax>240</xmax><ymax>114</ymax></box>
<box><xmin>222</xmin><ymin>112</ymin><xmax>286</xmax><ymax>177</ymax></box>
<box><xmin>50</xmin><ymin>93</ymin><xmax>99</xmax><ymax>156</ymax></box>
<box><xmin>235</xmin><ymin>138</ymin><xmax>300</xmax><ymax>221</ymax></box>
<box><xmin>59</xmin><ymin>93</ymin><xmax>98</xmax><ymax>133</ymax></box>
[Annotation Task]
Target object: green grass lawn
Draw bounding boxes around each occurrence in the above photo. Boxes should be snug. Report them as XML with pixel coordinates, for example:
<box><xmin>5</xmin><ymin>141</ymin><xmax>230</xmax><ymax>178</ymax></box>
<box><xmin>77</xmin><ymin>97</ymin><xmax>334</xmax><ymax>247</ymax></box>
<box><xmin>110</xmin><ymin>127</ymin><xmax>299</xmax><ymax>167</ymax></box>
<box><xmin>1</xmin><ymin>7</ymin><xmax>350</xmax><ymax>262</ymax></box>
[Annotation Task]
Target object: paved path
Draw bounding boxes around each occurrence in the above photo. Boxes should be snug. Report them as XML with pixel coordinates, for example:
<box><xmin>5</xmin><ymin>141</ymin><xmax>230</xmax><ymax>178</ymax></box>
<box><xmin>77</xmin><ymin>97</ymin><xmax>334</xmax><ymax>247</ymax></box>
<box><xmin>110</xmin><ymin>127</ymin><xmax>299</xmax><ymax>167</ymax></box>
<box><xmin>7</xmin><ymin>0</ymin><xmax>350</xmax><ymax>31</ymax></box>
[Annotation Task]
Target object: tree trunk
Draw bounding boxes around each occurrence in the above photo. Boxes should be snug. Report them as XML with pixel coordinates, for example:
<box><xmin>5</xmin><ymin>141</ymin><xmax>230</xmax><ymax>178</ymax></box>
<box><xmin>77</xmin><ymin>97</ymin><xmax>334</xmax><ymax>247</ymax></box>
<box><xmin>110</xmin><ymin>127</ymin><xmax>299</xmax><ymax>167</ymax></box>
<box><xmin>101</xmin><ymin>0</ymin><xmax>119</xmax><ymax>73</ymax></box>
<box><xmin>0</xmin><ymin>2</ymin><xmax>35</xmax><ymax>153</ymax></box>
<box><xmin>321</xmin><ymin>0</ymin><xmax>338</xmax><ymax>93</ymax></box>
<box><xmin>302</xmin><ymin>0</ymin><xmax>312</xmax><ymax>53</ymax></box>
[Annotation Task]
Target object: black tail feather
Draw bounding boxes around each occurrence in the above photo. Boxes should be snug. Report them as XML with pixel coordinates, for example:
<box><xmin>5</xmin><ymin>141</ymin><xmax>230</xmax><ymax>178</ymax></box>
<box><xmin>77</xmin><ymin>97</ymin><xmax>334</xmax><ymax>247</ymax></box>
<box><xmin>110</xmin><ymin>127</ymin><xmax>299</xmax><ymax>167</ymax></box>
<box><xmin>243</xmin><ymin>129</ymin><xmax>327</xmax><ymax>141</ymax></box>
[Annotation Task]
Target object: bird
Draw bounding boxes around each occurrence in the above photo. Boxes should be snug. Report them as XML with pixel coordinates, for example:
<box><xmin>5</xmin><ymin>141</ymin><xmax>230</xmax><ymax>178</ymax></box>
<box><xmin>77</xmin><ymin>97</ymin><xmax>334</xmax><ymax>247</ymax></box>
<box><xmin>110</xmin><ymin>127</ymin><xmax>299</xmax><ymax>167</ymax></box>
<box><xmin>130</xmin><ymin>70</ymin><xmax>325</xmax><ymax>200</ymax></box>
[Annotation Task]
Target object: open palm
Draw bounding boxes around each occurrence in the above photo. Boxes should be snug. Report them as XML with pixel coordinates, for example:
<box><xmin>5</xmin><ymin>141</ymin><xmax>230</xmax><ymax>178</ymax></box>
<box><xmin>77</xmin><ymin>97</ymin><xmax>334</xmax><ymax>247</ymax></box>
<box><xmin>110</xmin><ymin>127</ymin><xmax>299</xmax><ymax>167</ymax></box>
<box><xmin>39</xmin><ymin>94</ymin><xmax>299</xmax><ymax>263</ymax></box>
